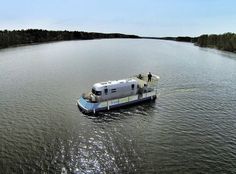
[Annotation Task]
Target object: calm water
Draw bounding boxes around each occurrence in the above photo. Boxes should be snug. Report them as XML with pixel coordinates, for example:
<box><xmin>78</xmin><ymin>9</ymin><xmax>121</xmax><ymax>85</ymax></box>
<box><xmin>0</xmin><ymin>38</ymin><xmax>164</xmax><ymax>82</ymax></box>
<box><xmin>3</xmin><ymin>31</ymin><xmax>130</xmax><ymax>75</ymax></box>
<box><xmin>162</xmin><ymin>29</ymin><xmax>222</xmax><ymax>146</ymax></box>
<box><xmin>0</xmin><ymin>39</ymin><xmax>236</xmax><ymax>173</ymax></box>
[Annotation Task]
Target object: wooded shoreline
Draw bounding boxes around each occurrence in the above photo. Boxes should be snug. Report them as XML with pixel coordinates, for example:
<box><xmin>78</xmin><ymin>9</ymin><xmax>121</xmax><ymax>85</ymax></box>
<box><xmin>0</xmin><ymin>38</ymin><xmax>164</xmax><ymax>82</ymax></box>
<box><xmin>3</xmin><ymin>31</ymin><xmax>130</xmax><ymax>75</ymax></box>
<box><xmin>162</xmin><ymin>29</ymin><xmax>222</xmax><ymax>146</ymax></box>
<box><xmin>0</xmin><ymin>29</ymin><xmax>140</xmax><ymax>49</ymax></box>
<box><xmin>155</xmin><ymin>33</ymin><xmax>236</xmax><ymax>53</ymax></box>
<box><xmin>1</xmin><ymin>30</ymin><xmax>235</xmax><ymax>53</ymax></box>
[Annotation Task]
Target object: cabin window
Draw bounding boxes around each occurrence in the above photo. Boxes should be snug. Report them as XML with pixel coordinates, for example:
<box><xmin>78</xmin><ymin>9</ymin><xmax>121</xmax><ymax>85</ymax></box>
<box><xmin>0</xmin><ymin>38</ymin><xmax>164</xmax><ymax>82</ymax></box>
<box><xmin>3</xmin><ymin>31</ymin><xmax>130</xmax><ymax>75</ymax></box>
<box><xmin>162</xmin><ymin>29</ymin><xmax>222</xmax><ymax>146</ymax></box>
<box><xmin>131</xmin><ymin>84</ymin><xmax>135</xmax><ymax>90</ymax></box>
<box><xmin>92</xmin><ymin>88</ymin><xmax>102</xmax><ymax>96</ymax></box>
<box><xmin>111</xmin><ymin>89</ymin><xmax>116</xmax><ymax>93</ymax></box>
<box><xmin>104</xmin><ymin>88</ymin><xmax>108</xmax><ymax>95</ymax></box>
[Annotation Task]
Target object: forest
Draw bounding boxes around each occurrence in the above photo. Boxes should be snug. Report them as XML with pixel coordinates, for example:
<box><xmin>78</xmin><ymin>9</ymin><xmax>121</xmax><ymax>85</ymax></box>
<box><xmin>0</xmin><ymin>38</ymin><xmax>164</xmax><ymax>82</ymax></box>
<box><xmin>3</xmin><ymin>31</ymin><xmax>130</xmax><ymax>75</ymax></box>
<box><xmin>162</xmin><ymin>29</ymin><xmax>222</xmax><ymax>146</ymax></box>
<box><xmin>1</xmin><ymin>30</ymin><xmax>235</xmax><ymax>53</ymax></box>
<box><xmin>0</xmin><ymin>29</ymin><xmax>139</xmax><ymax>49</ymax></box>
<box><xmin>196</xmin><ymin>33</ymin><xmax>236</xmax><ymax>52</ymax></box>
<box><xmin>159</xmin><ymin>33</ymin><xmax>236</xmax><ymax>53</ymax></box>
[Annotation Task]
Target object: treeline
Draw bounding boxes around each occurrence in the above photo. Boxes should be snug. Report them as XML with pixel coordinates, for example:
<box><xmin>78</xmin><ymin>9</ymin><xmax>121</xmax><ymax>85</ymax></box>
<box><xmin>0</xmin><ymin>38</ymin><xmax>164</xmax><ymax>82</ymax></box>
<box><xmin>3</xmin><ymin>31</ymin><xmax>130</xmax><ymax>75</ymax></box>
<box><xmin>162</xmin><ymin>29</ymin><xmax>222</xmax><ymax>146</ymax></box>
<box><xmin>159</xmin><ymin>33</ymin><xmax>236</xmax><ymax>53</ymax></box>
<box><xmin>158</xmin><ymin>36</ymin><xmax>198</xmax><ymax>42</ymax></box>
<box><xmin>197</xmin><ymin>33</ymin><xmax>236</xmax><ymax>52</ymax></box>
<box><xmin>0</xmin><ymin>29</ymin><xmax>140</xmax><ymax>49</ymax></box>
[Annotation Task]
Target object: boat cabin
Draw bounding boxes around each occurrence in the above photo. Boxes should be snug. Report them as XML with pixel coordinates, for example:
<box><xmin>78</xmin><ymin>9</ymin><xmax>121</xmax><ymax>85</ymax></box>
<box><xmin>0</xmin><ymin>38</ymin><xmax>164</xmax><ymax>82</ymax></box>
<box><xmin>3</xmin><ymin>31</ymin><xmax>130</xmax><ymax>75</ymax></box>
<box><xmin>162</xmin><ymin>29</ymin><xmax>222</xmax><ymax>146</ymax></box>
<box><xmin>91</xmin><ymin>78</ymin><xmax>138</xmax><ymax>102</ymax></box>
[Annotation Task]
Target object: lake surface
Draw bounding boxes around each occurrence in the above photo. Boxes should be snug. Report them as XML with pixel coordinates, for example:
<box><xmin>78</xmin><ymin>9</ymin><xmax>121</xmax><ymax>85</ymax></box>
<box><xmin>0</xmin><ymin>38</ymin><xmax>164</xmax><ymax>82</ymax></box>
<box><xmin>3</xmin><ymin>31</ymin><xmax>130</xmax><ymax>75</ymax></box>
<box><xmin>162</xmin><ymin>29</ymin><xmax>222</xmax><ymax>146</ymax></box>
<box><xmin>0</xmin><ymin>39</ymin><xmax>236</xmax><ymax>173</ymax></box>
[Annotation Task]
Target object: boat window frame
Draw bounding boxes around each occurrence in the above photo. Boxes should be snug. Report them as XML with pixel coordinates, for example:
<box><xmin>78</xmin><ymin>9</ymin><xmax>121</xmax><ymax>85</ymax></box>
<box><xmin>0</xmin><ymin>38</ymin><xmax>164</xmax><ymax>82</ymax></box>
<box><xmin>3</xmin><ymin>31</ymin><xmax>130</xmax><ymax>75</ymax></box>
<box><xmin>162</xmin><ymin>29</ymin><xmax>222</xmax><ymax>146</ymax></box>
<box><xmin>131</xmin><ymin>84</ymin><xmax>135</xmax><ymax>90</ymax></box>
<box><xmin>111</xmin><ymin>88</ymin><xmax>117</xmax><ymax>93</ymax></box>
<box><xmin>92</xmin><ymin>88</ymin><xmax>102</xmax><ymax>96</ymax></box>
<box><xmin>104</xmin><ymin>88</ymin><xmax>108</xmax><ymax>95</ymax></box>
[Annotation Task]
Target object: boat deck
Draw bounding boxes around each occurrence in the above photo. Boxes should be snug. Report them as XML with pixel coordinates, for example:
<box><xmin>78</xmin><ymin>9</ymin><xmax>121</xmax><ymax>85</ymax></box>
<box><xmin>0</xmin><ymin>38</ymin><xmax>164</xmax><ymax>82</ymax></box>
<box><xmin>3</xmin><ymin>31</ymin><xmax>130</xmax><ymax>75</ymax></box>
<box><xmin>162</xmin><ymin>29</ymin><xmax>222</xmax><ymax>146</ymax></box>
<box><xmin>133</xmin><ymin>73</ymin><xmax>159</xmax><ymax>88</ymax></box>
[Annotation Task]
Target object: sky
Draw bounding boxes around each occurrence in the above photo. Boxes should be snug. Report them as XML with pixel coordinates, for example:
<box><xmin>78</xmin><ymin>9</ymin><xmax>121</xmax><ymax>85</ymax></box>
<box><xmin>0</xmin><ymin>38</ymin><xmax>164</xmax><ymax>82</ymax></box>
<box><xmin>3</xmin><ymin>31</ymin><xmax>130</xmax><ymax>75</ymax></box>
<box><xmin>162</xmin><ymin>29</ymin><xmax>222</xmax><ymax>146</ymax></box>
<box><xmin>0</xmin><ymin>0</ymin><xmax>236</xmax><ymax>37</ymax></box>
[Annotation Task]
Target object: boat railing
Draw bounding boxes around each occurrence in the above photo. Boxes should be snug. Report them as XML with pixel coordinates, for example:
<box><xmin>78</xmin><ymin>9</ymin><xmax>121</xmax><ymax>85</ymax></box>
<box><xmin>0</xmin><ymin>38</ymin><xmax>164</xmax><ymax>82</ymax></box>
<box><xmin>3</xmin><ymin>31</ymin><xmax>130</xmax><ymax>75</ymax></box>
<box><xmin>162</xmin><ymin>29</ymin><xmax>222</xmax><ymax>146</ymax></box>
<box><xmin>97</xmin><ymin>90</ymin><xmax>157</xmax><ymax>110</ymax></box>
<box><xmin>79</xmin><ymin>90</ymin><xmax>158</xmax><ymax>113</ymax></box>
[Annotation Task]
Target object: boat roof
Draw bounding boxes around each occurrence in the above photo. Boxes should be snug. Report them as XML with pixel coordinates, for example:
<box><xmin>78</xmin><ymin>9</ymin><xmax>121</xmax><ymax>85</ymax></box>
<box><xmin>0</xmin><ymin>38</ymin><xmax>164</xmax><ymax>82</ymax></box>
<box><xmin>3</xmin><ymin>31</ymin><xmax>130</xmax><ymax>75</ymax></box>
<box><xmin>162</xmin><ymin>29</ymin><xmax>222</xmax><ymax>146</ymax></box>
<box><xmin>92</xmin><ymin>73</ymin><xmax>160</xmax><ymax>91</ymax></box>
<box><xmin>93</xmin><ymin>78</ymin><xmax>137</xmax><ymax>89</ymax></box>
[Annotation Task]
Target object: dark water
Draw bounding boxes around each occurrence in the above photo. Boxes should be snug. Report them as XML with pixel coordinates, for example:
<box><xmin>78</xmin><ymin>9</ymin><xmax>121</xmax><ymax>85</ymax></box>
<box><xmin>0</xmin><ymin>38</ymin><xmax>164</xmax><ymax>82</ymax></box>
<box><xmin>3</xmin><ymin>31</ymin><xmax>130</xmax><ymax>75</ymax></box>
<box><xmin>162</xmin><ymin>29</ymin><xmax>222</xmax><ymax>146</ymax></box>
<box><xmin>0</xmin><ymin>39</ymin><xmax>236</xmax><ymax>173</ymax></box>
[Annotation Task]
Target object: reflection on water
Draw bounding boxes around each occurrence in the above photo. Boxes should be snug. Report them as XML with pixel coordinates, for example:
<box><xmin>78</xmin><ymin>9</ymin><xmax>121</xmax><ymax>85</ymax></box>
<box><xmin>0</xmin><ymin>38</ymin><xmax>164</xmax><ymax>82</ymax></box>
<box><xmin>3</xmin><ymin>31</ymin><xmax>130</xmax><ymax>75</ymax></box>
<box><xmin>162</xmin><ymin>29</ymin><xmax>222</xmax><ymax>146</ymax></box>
<box><xmin>55</xmin><ymin>127</ymin><xmax>141</xmax><ymax>173</ymax></box>
<box><xmin>0</xmin><ymin>39</ymin><xmax>236</xmax><ymax>173</ymax></box>
<box><xmin>199</xmin><ymin>47</ymin><xmax>236</xmax><ymax>60</ymax></box>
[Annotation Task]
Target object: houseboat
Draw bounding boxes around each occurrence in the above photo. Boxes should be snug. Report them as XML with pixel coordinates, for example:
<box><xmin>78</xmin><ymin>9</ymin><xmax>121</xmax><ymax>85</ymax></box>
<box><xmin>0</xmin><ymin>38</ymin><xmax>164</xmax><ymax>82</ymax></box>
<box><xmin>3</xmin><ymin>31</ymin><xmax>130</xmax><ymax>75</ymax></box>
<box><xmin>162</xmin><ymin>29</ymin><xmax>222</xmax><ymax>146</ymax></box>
<box><xmin>77</xmin><ymin>73</ymin><xmax>160</xmax><ymax>114</ymax></box>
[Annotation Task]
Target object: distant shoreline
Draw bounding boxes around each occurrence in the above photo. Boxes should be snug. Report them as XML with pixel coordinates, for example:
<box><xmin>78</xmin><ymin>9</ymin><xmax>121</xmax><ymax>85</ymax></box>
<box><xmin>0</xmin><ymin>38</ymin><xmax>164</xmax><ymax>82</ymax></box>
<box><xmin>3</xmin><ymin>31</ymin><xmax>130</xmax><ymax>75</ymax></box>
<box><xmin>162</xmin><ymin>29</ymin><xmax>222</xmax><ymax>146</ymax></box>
<box><xmin>0</xmin><ymin>29</ymin><xmax>140</xmax><ymax>49</ymax></box>
<box><xmin>143</xmin><ymin>33</ymin><xmax>236</xmax><ymax>53</ymax></box>
<box><xmin>1</xmin><ymin>30</ymin><xmax>235</xmax><ymax>53</ymax></box>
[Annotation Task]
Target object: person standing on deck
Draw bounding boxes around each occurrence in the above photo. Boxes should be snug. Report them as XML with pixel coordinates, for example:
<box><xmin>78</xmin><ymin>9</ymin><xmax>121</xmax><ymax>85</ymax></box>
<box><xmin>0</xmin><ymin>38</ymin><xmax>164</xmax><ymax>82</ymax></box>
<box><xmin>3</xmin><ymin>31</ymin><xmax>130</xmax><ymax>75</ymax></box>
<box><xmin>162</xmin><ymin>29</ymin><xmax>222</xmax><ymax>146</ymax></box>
<box><xmin>148</xmin><ymin>72</ymin><xmax>152</xmax><ymax>82</ymax></box>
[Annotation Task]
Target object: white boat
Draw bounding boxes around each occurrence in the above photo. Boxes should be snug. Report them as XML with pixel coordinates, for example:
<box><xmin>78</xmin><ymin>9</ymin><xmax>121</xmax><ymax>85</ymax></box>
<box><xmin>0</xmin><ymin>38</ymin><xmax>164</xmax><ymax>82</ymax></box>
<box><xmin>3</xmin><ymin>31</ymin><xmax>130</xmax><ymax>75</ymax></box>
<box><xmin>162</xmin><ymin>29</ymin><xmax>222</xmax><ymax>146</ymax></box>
<box><xmin>77</xmin><ymin>73</ymin><xmax>160</xmax><ymax>114</ymax></box>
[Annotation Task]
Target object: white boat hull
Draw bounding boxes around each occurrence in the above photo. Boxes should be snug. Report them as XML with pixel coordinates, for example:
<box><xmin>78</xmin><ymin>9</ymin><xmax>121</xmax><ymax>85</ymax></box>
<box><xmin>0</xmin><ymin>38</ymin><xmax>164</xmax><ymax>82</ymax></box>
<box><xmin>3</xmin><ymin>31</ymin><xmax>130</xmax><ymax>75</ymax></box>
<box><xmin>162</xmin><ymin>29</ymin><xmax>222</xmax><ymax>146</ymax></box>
<box><xmin>77</xmin><ymin>91</ymin><xmax>157</xmax><ymax>114</ymax></box>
